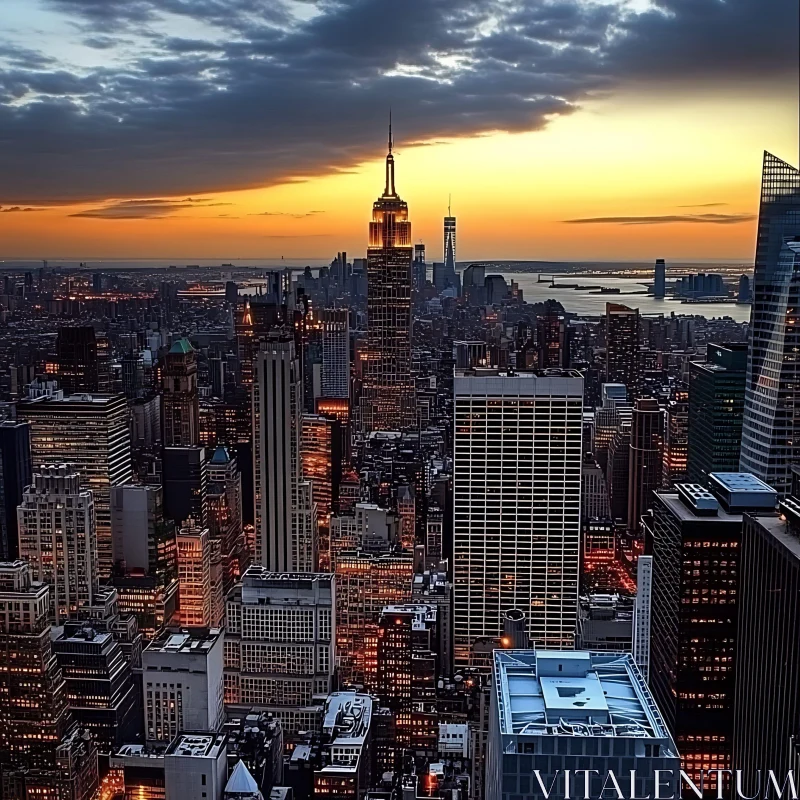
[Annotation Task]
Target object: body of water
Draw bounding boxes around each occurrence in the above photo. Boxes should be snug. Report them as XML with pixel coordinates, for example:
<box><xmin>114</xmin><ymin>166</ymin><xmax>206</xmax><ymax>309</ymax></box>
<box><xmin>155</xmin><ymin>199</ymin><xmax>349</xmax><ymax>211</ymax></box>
<box><xmin>497</xmin><ymin>273</ymin><xmax>752</xmax><ymax>323</ymax></box>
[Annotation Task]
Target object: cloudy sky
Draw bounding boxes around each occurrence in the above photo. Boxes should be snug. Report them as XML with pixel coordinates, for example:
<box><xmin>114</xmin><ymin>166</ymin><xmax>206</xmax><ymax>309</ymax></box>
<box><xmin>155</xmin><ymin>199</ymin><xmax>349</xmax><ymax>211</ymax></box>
<box><xmin>0</xmin><ymin>0</ymin><xmax>797</xmax><ymax>261</ymax></box>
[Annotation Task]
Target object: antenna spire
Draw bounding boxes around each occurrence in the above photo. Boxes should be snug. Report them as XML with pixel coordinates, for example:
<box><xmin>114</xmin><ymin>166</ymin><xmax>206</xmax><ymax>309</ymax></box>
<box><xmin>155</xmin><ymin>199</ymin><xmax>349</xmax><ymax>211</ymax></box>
<box><xmin>384</xmin><ymin>110</ymin><xmax>396</xmax><ymax>196</ymax></box>
<box><xmin>448</xmin><ymin>193</ymin><xmax>451</xmax><ymax>217</ymax></box>
<box><xmin>388</xmin><ymin>109</ymin><xmax>393</xmax><ymax>155</ymax></box>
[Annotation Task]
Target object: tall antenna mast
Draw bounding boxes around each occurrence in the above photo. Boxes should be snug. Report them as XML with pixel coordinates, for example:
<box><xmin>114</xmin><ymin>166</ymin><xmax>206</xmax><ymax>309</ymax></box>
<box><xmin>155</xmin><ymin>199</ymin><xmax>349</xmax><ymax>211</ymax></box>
<box><xmin>448</xmin><ymin>194</ymin><xmax>451</xmax><ymax>217</ymax></box>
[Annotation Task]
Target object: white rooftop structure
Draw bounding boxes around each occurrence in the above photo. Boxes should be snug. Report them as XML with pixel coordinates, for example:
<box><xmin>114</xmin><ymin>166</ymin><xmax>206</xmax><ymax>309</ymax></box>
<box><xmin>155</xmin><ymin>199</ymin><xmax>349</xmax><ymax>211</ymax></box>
<box><xmin>493</xmin><ymin>650</ymin><xmax>674</xmax><ymax>741</ymax></box>
<box><xmin>225</xmin><ymin>760</ymin><xmax>263</xmax><ymax>800</ymax></box>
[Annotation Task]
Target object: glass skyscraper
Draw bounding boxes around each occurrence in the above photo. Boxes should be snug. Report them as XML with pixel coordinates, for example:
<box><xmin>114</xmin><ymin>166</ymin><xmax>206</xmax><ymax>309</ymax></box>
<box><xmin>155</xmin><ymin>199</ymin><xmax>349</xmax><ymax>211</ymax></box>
<box><xmin>740</xmin><ymin>152</ymin><xmax>800</xmax><ymax>494</ymax></box>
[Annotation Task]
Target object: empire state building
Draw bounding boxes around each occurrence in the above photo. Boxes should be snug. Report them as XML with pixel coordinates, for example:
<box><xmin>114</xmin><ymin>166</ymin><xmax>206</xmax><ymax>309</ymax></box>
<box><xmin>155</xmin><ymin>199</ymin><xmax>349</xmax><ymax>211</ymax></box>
<box><xmin>360</xmin><ymin>121</ymin><xmax>415</xmax><ymax>432</ymax></box>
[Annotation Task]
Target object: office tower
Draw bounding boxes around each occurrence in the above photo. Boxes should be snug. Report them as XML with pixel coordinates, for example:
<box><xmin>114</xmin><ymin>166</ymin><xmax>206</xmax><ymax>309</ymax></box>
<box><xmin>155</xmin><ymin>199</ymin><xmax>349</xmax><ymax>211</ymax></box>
<box><xmin>376</xmin><ymin>605</ymin><xmax>438</xmax><ymax>764</ymax></box>
<box><xmin>224</xmin><ymin>567</ymin><xmax>335</xmax><ymax>738</ymax></box>
<box><xmin>163</xmin><ymin>445</ymin><xmax>207</xmax><ymax>526</ymax></box>
<box><xmin>632</xmin><ymin>554</ymin><xmax>653</xmax><ymax>681</ymax></box>
<box><xmin>176</xmin><ymin>520</ymin><xmax>217</xmax><ymax>626</ymax></box>
<box><xmin>627</xmin><ymin>397</ymin><xmax>663</xmax><ymax>532</ymax></box>
<box><xmin>688</xmin><ymin>343</ymin><xmax>747</xmax><ymax>486</ymax></box>
<box><xmin>320</xmin><ymin>308</ymin><xmax>349</xmax><ymax>400</ymax></box>
<box><xmin>740</xmin><ymin>153</ymin><xmax>800</xmax><ymax>493</ymax></box>
<box><xmin>301</xmin><ymin>414</ymin><xmax>342</xmax><ymax>526</ymax></box>
<box><xmin>575</xmin><ymin>593</ymin><xmax>633</xmax><ymax>651</ymax></box>
<box><xmin>733</xmin><ymin>472</ymin><xmax>800</xmax><ymax>782</ymax></box>
<box><xmin>581</xmin><ymin>457</ymin><xmax>610</xmax><ymax>519</ymax></box>
<box><xmin>605</xmin><ymin>303</ymin><xmax>640</xmax><ymax>391</ymax></box>
<box><xmin>142</xmin><ymin>628</ymin><xmax>224</xmax><ymax>742</ymax></box>
<box><xmin>536</xmin><ymin>312</ymin><xmax>571</xmax><ymax>369</ymax></box>
<box><xmin>453</xmin><ymin>369</ymin><xmax>583</xmax><ymax>663</ymax></box>
<box><xmin>0</xmin><ymin>562</ymin><xmax>70</xmax><ymax>770</ymax></box>
<box><xmin>302</xmin><ymin>310</ymin><xmax>323</xmax><ymax>414</ymax></box>
<box><xmin>110</xmin><ymin>484</ymin><xmax>178</xmax><ymax>640</ymax></box>
<box><xmin>592</xmin><ymin>383</ymin><xmax>631</xmax><ymax>472</ymax></box>
<box><xmin>441</xmin><ymin>207</ymin><xmax>458</xmax><ymax>289</ymax></box>
<box><xmin>737</xmin><ymin>273</ymin><xmax>751</xmax><ymax>303</ymax></box>
<box><xmin>486</xmin><ymin>651</ymin><xmax>680</xmax><ymax>800</ymax></box>
<box><xmin>606</xmin><ymin>424</ymin><xmax>631</xmax><ymax>524</ymax></box>
<box><xmin>654</xmin><ymin>258</ymin><xmax>666</xmax><ymax>298</ymax></box>
<box><xmin>18</xmin><ymin>391</ymin><xmax>132</xmax><ymax>579</ymax></box>
<box><xmin>314</xmin><ymin>693</ymin><xmax>373</xmax><ymax>800</ymax></box>
<box><xmin>253</xmin><ymin>337</ymin><xmax>306</xmax><ymax>571</ymax></box>
<box><xmin>0</xmin><ymin>419</ymin><xmax>31</xmax><ymax>560</ymax></box>
<box><xmin>648</xmin><ymin>474</ymin><xmax>776</xmax><ymax>788</ymax></box>
<box><xmin>56</xmin><ymin>325</ymin><xmax>99</xmax><ymax>394</ymax></box>
<box><xmin>207</xmin><ymin>446</ymin><xmax>246</xmax><ymax>595</ymax></box>
<box><xmin>361</xmin><ymin>122</ymin><xmax>415</xmax><ymax>433</ymax></box>
<box><xmin>662</xmin><ymin>388</ymin><xmax>689</xmax><ymax>487</ymax></box>
<box><xmin>18</xmin><ymin>465</ymin><xmax>98</xmax><ymax>624</ymax></box>
<box><xmin>165</xmin><ymin>734</ymin><xmax>228</xmax><ymax>800</ymax></box>
<box><xmin>329</xmin><ymin>502</ymin><xmax>400</xmax><ymax>568</ymax></box>
<box><xmin>453</xmin><ymin>341</ymin><xmax>487</xmax><ymax>370</ymax></box>
<box><xmin>161</xmin><ymin>338</ymin><xmax>199</xmax><ymax>447</ymax></box>
<box><xmin>425</xmin><ymin>504</ymin><xmax>444</xmax><ymax>562</ymax></box>
<box><xmin>335</xmin><ymin>550</ymin><xmax>413</xmax><ymax>687</ymax></box>
<box><xmin>413</xmin><ymin>243</ymin><xmax>427</xmax><ymax>293</ymax></box>
<box><xmin>52</xmin><ymin>624</ymin><xmax>139</xmax><ymax>753</ymax></box>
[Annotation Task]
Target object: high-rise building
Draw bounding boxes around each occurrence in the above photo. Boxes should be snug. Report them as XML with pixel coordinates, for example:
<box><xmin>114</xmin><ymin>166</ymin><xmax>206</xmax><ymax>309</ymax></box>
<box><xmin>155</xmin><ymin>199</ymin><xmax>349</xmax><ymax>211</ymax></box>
<box><xmin>0</xmin><ymin>561</ymin><xmax>71</xmax><ymax>771</ymax></box>
<box><xmin>18</xmin><ymin>465</ymin><xmax>97</xmax><ymax>624</ymax></box>
<box><xmin>536</xmin><ymin>312</ymin><xmax>571</xmax><ymax>369</ymax></box>
<box><xmin>360</xmin><ymin>122</ymin><xmax>415</xmax><ymax>432</ymax></box>
<box><xmin>162</xmin><ymin>445</ymin><xmax>208</xmax><ymax>528</ymax></box>
<box><xmin>654</xmin><ymin>258</ymin><xmax>666</xmax><ymax>298</ymax></box>
<box><xmin>52</xmin><ymin>624</ymin><xmax>139</xmax><ymax>753</ymax></box>
<box><xmin>606</xmin><ymin>423</ymin><xmax>631</xmax><ymax>524</ymax></box>
<box><xmin>627</xmin><ymin>397</ymin><xmax>663</xmax><ymax>532</ymax></box>
<box><xmin>161</xmin><ymin>339</ymin><xmax>199</xmax><ymax>447</ymax></box>
<box><xmin>648</xmin><ymin>475</ymin><xmax>776</xmax><ymax>789</ymax></box>
<box><xmin>176</xmin><ymin>520</ymin><xmax>216</xmax><ymax>627</ymax></box>
<box><xmin>453</xmin><ymin>369</ymin><xmax>583</xmax><ymax>663</ymax></box>
<box><xmin>605</xmin><ymin>303</ymin><xmax>640</xmax><ymax>392</ymax></box>
<box><xmin>486</xmin><ymin>650</ymin><xmax>680</xmax><ymax>800</ymax></box>
<box><xmin>207</xmin><ymin>446</ymin><xmax>246</xmax><ymax>596</ymax></box>
<box><xmin>442</xmin><ymin>209</ymin><xmax>458</xmax><ymax>290</ymax></box>
<box><xmin>632</xmin><ymin>554</ymin><xmax>653</xmax><ymax>681</ymax></box>
<box><xmin>224</xmin><ymin>567</ymin><xmax>335</xmax><ymax>738</ymax></box>
<box><xmin>733</xmin><ymin>471</ymin><xmax>800</xmax><ymax>782</ymax></box>
<box><xmin>253</xmin><ymin>336</ymin><xmax>307</xmax><ymax>571</ymax></box>
<box><xmin>413</xmin><ymin>243</ymin><xmax>427</xmax><ymax>294</ymax></box>
<box><xmin>334</xmin><ymin>550</ymin><xmax>413</xmax><ymax>688</ymax></box>
<box><xmin>688</xmin><ymin>343</ymin><xmax>747</xmax><ymax>486</ymax></box>
<box><xmin>662</xmin><ymin>388</ymin><xmax>689</xmax><ymax>487</ymax></box>
<box><xmin>320</xmin><ymin>309</ymin><xmax>349</xmax><ymax>400</ymax></box>
<box><xmin>142</xmin><ymin>628</ymin><xmax>224</xmax><ymax>742</ymax></box>
<box><xmin>56</xmin><ymin>326</ymin><xmax>99</xmax><ymax>395</ymax></box>
<box><xmin>165</xmin><ymin>734</ymin><xmax>228</xmax><ymax>800</ymax></box>
<box><xmin>376</xmin><ymin>604</ymin><xmax>438</xmax><ymax>764</ymax></box>
<box><xmin>18</xmin><ymin>391</ymin><xmax>132</xmax><ymax>580</ymax></box>
<box><xmin>740</xmin><ymin>153</ymin><xmax>800</xmax><ymax>494</ymax></box>
<box><xmin>0</xmin><ymin>419</ymin><xmax>32</xmax><ymax>561</ymax></box>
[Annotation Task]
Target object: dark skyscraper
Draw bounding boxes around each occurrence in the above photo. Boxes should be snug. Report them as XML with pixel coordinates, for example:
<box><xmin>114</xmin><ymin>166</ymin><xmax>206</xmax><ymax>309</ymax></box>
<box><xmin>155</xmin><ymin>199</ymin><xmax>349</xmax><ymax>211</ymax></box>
<box><xmin>734</xmin><ymin>469</ymin><xmax>800</xmax><ymax>783</ymax></box>
<box><xmin>536</xmin><ymin>312</ymin><xmax>571</xmax><ymax>369</ymax></box>
<box><xmin>649</xmin><ymin>475</ymin><xmax>776</xmax><ymax>791</ymax></box>
<box><xmin>688</xmin><ymin>343</ymin><xmax>747</xmax><ymax>486</ymax></box>
<box><xmin>161</xmin><ymin>338</ymin><xmax>199</xmax><ymax>447</ymax></box>
<box><xmin>361</xmin><ymin>120</ymin><xmax>415</xmax><ymax>432</ymax></box>
<box><xmin>605</xmin><ymin>303</ymin><xmax>640</xmax><ymax>392</ymax></box>
<box><xmin>0</xmin><ymin>420</ymin><xmax>32</xmax><ymax>561</ymax></box>
<box><xmin>627</xmin><ymin>397</ymin><xmax>662</xmax><ymax>532</ymax></box>
<box><xmin>654</xmin><ymin>258</ymin><xmax>666</xmax><ymax>298</ymax></box>
<box><xmin>56</xmin><ymin>326</ymin><xmax>99</xmax><ymax>395</ymax></box>
<box><xmin>740</xmin><ymin>152</ymin><xmax>800</xmax><ymax>494</ymax></box>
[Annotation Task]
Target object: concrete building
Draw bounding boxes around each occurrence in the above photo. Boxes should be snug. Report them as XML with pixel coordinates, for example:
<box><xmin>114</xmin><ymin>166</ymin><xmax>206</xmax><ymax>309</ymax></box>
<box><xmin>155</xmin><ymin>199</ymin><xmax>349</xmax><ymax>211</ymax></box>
<box><xmin>18</xmin><ymin>464</ymin><xmax>97</xmax><ymax>624</ymax></box>
<box><xmin>320</xmin><ymin>309</ymin><xmax>350</xmax><ymax>401</ymax></box>
<box><xmin>486</xmin><ymin>650</ymin><xmax>679</xmax><ymax>800</ymax></box>
<box><xmin>165</xmin><ymin>733</ymin><xmax>228</xmax><ymax>800</ymax></box>
<box><xmin>453</xmin><ymin>369</ymin><xmax>583</xmax><ymax>663</ymax></box>
<box><xmin>161</xmin><ymin>339</ymin><xmax>200</xmax><ymax>447</ymax></box>
<box><xmin>17</xmin><ymin>391</ymin><xmax>132</xmax><ymax>579</ymax></box>
<box><xmin>632</xmin><ymin>555</ymin><xmax>653</xmax><ymax>681</ymax></box>
<box><xmin>142</xmin><ymin>628</ymin><xmax>224</xmax><ymax>742</ymax></box>
<box><xmin>176</xmin><ymin>520</ymin><xmax>218</xmax><ymax>627</ymax></box>
<box><xmin>224</xmin><ymin>567</ymin><xmax>335</xmax><ymax>738</ymax></box>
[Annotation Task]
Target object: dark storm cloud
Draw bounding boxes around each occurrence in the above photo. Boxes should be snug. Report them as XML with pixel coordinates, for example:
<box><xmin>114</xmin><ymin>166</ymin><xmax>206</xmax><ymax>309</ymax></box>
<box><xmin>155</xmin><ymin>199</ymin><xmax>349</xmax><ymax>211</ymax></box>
<box><xmin>69</xmin><ymin>197</ymin><xmax>232</xmax><ymax>219</ymax></box>
<box><xmin>1</xmin><ymin>0</ymin><xmax>796</xmax><ymax>204</ymax></box>
<box><xmin>564</xmin><ymin>213</ymin><xmax>757</xmax><ymax>226</ymax></box>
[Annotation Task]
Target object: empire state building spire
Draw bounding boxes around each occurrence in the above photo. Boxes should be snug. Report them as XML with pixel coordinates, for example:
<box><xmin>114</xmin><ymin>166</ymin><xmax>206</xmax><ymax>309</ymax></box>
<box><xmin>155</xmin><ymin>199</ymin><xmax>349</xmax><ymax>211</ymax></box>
<box><xmin>384</xmin><ymin>111</ymin><xmax>396</xmax><ymax>198</ymax></box>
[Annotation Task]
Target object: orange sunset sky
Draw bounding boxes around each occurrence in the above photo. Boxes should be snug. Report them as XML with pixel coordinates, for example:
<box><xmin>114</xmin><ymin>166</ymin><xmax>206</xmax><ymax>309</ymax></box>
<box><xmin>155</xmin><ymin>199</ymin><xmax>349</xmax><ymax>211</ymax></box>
<box><xmin>0</xmin><ymin>0</ymin><xmax>797</xmax><ymax>263</ymax></box>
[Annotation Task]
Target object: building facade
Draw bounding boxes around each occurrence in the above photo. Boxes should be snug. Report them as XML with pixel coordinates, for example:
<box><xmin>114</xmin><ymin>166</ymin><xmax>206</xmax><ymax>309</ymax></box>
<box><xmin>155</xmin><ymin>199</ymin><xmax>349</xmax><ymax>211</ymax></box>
<box><xmin>161</xmin><ymin>338</ymin><xmax>200</xmax><ymax>447</ymax></box>
<box><xmin>453</xmin><ymin>369</ymin><xmax>583</xmax><ymax>663</ymax></box>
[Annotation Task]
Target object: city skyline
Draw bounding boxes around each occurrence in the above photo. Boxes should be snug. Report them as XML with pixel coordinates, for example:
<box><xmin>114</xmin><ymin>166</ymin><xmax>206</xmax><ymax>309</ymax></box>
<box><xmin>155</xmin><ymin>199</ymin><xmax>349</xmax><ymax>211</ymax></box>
<box><xmin>0</xmin><ymin>0</ymin><xmax>797</xmax><ymax>261</ymax></box>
